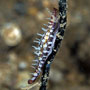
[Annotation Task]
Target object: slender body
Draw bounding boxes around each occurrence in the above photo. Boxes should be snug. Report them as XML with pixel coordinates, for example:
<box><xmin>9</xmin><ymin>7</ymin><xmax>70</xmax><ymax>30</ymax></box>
<box><xmin>28</xmin><ymin>8</ymin><xmax>60</xmax><ymax>84</ymax></box>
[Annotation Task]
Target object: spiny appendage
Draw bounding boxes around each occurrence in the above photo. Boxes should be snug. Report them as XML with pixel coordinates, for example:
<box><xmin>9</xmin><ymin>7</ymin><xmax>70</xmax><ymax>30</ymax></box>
<box><xmin>44</xmin><ymin>8</ymin><xmax>59</xmax><ymax>29</ymax></box>
<box><xmin>28</xmin><ymin>59</ymin><xmax>40</xmax><ymax>84</ymax></box>
<box><xmin>28</xmin><ymin>68</ymin><xmax>40</xmax><ymax>84</ymax></box>
<box><xmin>28</xmin><ymin>58</ymin><xmax>45</xmax><ymax>84</ymax></box>
<box><xmin>28</xmin><ymin>40</ymin><xmax>51</xmax><ymax>84</ymax></box>
<box><xmin>28</xmin><ymin>8</ymin><xmax>59</xmax><ymax>84</ymax></box>
<box><xmin>28</xmin><ymin>42</ymin><xmax>44</xmax><ymax>84</ymax></box>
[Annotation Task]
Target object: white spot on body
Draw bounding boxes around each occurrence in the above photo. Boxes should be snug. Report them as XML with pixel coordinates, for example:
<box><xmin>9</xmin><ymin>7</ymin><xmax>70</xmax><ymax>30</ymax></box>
<box><xmin>62</xmin><ymin>15</ymin><xmax>66</xmax><ymax>19</ymax></box>
<box><xmin>48</xmin><ymin>61</ymin><xmax>51</xmax><ymax>64</ymax></box>
<box><xmin>39</xmin><ymin>64</ymin><xmax>42</xmax><ymax>68</ymax></box>
<box><xmin>43</xmin><ymin>50</ymin><xmax>48</xmax><ymax>53</ymax></box>
<box><xmin>34</xmin><ymin>73</ymin><xmax>38</xmax><ymax>76</ymax></box>
<box><xmin>43</xmin><ymin>55</ymin><xmax>47</xmax><ymax>58</ymax></box>
<box><xmin>48</xmin><ymin>42</ymin><xmax>52</xmax><ymax>45</ymax></box>
<box><xmin>54</xmin><ymin>49</ymin><xmax>56</xmax><ymax>52</ymax></box>
<box><xmin>60</xmin><ymin>22</ymin><xmax>66</xmax><ymax>28</ymax></box>
<box><xmin>44</xmin><ymin>35</ymin><xmax>49</xmax><ymax>40</ymax></box>
<box><xmin>43</xmin><ymin>43</ymin><xmax>47</xmax><ymax>48</ymax></box>
<box><xmin>46</xmin><ymin>32</ymin><xmax>50</xmax><ymax>36</ymax></box>
<box><xmin>48</xmin><ymin>22</ymin><xmax>52</xmax><ymax>24</ymax></box>
<box><xmin>50</xmin><ymin>35</ymin><xmax>53</xmax><ymax>37</ymax></box>
<box><xmin>39</xmin><ymin>57</ymin><xmax>42</xmax><ymax>61</ymax></box>
<box><xmin>31</xmin><ymin>77</ymin><xmax>36</xmax><ymax>81</ymax></box>
<box><xmin>39</xmin><ymin>51</ymin><xmax>42</xmax><ymax>54</ymax></box>
<box><xmin>40</xmin><ymin>61</ymin><xmax>44</xmax><ymax>64</ymax></box>
<box><xmin>50</xmin><ymin>29</ymin><xmax>53</xmax><ymax>32</ymax></box>
<box><xmin>42</xmin><ymin>39</ymin><xmax>46</xmax><ymax>43</ymax></box>
<box><xmin>38</xmin><ymin>68</ymin><xmax>41</xmax><ymax>72</ymax></box>
<box><xmin>56</xmin><ymin>33</ymin><xmax>64</xmax><ymax>39</ymax></box>
<box><xmin>48</xmin><ymin>25</ymin><xmax>52</xmax><ymax>28</ymax></box>
<box><xmin>51</xmin><ymin>16</ymin><xmax>56</xmax><ymax>22</ymax></box>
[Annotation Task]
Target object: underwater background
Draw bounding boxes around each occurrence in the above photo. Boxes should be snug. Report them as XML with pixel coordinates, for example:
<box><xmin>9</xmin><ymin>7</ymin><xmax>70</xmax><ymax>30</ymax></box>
<box><xmin>0</xmin><ymin>0</ymin><xmax>90</xmax><ymax>90</ymax></box>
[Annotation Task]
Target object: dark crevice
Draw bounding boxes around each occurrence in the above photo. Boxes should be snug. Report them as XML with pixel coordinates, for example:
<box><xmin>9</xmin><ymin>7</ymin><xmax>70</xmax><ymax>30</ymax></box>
<box><xmin>77</xmin><ymin>58</ymin><xmax>90</xmax><ymax>77</ymax></box>
<box><xmin>69</xmin><ymin>41</ymin><xmax>80</xmax><ymax>56</ymax></box>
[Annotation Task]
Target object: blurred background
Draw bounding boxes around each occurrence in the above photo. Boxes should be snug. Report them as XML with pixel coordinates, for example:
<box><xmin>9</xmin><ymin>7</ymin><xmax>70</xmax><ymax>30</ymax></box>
<box><xmin>0</xmin><ymin>0</ymin><xmax>90</xmax><ymax>90</ymax></box>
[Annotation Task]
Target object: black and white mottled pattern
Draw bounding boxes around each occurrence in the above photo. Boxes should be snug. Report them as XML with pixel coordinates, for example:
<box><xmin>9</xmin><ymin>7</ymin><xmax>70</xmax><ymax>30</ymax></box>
<box><xmin>39</xmin><ymin>0</ymin><xmax>67</xmax><ymax>90</ymax></box>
